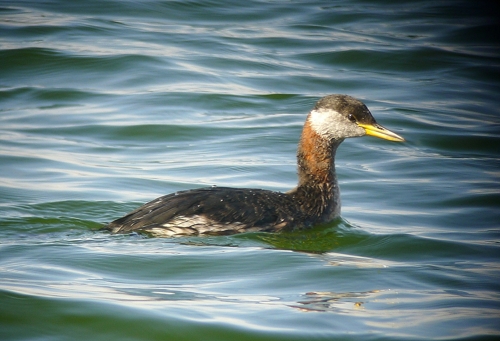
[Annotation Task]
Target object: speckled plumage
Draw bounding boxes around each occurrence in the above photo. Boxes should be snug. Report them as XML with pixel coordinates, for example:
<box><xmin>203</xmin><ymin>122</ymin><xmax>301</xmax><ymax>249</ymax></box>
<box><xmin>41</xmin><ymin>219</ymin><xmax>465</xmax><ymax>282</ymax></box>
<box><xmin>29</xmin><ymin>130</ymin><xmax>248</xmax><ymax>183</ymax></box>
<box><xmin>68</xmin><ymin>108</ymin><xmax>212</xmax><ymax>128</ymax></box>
<box><xmin>105</xmin><ymin>94</ymin><xmax>404</xmax><ymax>237</ymax></box>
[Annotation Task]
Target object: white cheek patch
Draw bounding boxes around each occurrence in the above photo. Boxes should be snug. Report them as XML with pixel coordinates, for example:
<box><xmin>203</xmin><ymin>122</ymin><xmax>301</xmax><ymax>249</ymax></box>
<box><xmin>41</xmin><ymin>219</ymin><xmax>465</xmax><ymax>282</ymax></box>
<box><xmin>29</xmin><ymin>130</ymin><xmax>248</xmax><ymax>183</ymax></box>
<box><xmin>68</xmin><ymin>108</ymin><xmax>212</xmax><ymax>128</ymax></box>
<box><xmin>308</xmin><ymin>109</ymin><xmax>342</xmax><ymax>138</ymax></box>
<box><xmin>308</xmin><ymin>109</ymin><xmax>365</xmax><ymax>140</ymax></box>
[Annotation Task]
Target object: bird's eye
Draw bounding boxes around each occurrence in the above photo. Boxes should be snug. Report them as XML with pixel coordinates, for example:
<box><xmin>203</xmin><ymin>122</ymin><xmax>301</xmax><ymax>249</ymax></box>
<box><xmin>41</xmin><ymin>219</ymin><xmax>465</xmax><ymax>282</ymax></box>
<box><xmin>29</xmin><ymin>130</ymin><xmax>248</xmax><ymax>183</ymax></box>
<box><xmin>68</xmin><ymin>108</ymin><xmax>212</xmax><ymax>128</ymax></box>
<box><xmin>347</xmin><ymin>114</ymin><xmax>356</xmax><ymax>122</ymax></box>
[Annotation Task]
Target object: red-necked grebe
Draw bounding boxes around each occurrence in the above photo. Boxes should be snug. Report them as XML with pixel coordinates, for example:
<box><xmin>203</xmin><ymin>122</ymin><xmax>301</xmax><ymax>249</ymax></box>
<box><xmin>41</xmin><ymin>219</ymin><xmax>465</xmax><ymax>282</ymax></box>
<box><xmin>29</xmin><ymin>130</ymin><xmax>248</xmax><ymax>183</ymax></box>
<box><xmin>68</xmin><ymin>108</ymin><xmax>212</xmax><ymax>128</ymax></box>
<box><xmin>105</xmin><ymin>94</ymin><xmax>404</xmax><ymax>237</ymax></box>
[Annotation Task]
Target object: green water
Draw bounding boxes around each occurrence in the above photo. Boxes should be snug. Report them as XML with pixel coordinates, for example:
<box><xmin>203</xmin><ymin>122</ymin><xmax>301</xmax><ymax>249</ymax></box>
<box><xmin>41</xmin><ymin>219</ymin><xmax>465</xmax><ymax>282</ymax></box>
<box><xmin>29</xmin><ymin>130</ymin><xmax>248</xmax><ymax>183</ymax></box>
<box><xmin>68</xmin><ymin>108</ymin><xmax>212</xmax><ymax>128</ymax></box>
<box><xmin>1</xmin><ymin>0</ymin><xmax>500</xmax><ymax>340</ymax></box>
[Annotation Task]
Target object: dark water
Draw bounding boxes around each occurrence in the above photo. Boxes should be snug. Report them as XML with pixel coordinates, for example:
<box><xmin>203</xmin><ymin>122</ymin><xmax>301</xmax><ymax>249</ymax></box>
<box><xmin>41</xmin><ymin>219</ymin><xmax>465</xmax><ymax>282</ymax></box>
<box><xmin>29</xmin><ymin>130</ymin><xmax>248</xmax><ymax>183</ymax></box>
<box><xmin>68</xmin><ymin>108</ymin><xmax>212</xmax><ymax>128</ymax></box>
<box><xmin>1</xmin><ymin>0</ymin><xmax>500</xmax><ymax>340</ymax></box>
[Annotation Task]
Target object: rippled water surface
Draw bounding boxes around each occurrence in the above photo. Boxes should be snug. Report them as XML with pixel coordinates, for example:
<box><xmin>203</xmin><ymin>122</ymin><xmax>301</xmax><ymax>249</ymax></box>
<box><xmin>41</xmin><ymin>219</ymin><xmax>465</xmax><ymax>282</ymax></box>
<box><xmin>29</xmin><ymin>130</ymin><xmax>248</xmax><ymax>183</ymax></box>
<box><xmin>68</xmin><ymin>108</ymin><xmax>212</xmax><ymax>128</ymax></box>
<box><xmin>1</xmin><ymin>1</ymin><xmax>500</xmax><ymax>340</ymax></box>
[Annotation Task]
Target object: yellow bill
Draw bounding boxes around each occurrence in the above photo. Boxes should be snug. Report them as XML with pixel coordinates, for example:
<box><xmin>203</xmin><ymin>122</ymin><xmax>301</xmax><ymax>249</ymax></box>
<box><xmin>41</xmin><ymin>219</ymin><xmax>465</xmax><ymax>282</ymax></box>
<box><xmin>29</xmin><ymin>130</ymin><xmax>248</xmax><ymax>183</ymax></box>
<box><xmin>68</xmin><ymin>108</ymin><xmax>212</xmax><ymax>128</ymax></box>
<box><xmin>357</xmin><ymin>123</ymin><xmax>405</xmax><ymax>142</ymax></box>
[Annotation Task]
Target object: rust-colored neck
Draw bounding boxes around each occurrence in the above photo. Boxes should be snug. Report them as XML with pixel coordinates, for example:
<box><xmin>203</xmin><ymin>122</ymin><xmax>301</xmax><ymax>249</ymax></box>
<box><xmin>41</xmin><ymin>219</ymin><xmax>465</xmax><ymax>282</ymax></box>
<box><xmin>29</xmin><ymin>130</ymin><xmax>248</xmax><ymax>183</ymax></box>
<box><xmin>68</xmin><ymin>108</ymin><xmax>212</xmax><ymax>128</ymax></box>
<box><xmin>287</xmin><ymin>118</ymin><xmax>342</xmax><ymax>222</ymax></box>
<box><xmin>296</xmin><ymin>119</ymin><xmax>341</xmax><ymax>188</ymax></box>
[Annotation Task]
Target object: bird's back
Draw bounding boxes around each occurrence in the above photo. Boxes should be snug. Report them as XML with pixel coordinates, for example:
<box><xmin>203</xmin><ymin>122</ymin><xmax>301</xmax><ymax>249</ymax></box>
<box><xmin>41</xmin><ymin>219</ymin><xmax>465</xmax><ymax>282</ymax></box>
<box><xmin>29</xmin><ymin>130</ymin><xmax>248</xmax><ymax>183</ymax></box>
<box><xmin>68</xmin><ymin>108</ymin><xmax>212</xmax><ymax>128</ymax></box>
<box><xmin>105</xmin><ymin>186</ymin><xmax>300</xmax><ymax>236</ymax></box>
